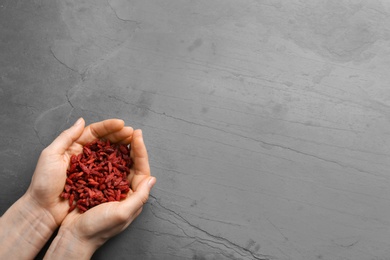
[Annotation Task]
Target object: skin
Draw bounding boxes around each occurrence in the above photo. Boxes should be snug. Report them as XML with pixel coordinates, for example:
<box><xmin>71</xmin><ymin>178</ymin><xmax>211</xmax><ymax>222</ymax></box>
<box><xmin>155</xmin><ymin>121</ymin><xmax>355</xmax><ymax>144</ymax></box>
<box><xmin>0</xmin><ymin>118</ymin><xmax>155</xmax><ymax>259</ymax></box>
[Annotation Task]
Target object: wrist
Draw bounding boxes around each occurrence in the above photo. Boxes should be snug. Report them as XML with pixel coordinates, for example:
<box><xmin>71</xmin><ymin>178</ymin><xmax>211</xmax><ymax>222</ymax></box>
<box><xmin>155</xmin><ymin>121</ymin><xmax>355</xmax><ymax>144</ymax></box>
<box><xmin>44</xmin><ymin>227</ymin><xmax>98</xmax><ymax>260</ymax></box>
<box><xmin>0</xmin><ymin>194</ymin><xmax>57</xmax><ymax>259</ymax></box>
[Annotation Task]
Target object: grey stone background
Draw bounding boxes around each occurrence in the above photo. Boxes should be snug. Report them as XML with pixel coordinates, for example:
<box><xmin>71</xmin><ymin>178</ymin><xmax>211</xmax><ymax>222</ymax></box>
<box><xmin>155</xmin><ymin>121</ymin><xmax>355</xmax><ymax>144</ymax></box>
<box><xmin>1</xmin><ymin>0</ymin><xmax>390</xmax><ymax>259</ymax></box>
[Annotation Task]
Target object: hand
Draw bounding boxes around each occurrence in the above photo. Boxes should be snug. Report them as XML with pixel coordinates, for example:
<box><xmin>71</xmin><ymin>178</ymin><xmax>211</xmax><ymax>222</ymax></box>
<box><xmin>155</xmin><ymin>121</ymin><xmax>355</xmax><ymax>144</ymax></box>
<box><xmin>26</xmin><ymin>118</ymin><xmax>135</xmax><ymax>226</ymax></box>
<box><xmin>44</xmin><ymin>129</ymin><xmax>156</xmax><ymax>259</ymax></box>
<box><xmin>0</xmin><ymin>118</ymin><xmax>137</xmax><ymax>259</ymax></box>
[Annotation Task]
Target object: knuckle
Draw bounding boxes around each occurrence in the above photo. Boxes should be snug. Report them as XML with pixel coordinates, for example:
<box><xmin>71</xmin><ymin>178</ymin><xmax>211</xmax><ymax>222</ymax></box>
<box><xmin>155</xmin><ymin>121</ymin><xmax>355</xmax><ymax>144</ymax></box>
<box><xmin>137</xmin><ymin>193</ymin><xmax>149</xmax><ymax>206</ymax></box>
<box><xmin>115</xmin><ymin>209</ymin><xmax>130</xmax><ymax>223</ymax></box>
<box><xmin>141</xmin><ymin>195</ymin><xmax>149</xmax><ymax>205</ymax></box>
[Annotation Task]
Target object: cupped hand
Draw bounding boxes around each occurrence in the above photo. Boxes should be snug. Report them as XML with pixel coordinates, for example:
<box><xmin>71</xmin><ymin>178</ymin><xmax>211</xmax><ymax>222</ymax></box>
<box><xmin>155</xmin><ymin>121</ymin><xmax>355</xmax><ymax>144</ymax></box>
<box><xmin>26</xmin><ymin>118</ymin><xmax>135</xmax><ymax>226</ymax></box>
<box><xmin>52</xmin><ymin>129</ymin><xmax>155</xmax><ymax>254</ymax></box>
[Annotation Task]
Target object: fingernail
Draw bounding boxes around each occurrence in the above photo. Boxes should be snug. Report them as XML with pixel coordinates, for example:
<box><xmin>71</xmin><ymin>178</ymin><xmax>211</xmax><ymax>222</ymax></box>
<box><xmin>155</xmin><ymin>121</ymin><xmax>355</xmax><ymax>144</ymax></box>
<box><xmin>148</xmin><ymin>177</ymin><xmax>156</xmax><ymax>189</ymax></box>
<box><xmin>73</xmin><ymin>117</ymin><xmax>83</xmax><ymax>126</ymax></box>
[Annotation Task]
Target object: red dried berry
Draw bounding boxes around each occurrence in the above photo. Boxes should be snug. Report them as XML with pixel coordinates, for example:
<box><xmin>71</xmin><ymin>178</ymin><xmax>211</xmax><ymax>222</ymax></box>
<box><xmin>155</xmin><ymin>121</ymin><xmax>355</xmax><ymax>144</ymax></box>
<box><xmin>60</xmin><ymin>139</ymin><xmax>132</xmax><ymax>213</ymax></box>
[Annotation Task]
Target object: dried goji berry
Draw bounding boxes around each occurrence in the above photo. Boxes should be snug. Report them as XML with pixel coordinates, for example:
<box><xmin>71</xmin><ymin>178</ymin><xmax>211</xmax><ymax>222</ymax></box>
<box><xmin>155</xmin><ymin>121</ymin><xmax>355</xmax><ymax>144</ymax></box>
<box><xmin>60</xmin><ymin>139</ymin><xmax>133</xmax><ymax>213</ymax></box>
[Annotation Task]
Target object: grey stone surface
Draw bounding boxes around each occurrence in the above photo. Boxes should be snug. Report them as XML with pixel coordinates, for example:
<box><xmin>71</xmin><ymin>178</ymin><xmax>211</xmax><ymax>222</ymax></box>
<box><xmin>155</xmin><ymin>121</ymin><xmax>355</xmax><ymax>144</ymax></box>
<box><xmin>1</xmin><ymin>0</ymin><xmax>390</xmax><ymax>259</ymax></box>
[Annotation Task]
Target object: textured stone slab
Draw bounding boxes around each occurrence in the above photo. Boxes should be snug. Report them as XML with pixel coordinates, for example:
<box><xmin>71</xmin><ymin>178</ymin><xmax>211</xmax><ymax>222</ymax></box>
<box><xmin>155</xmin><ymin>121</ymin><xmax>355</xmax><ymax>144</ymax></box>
<box><xmin>1</xmin><ymin>1</ymin><xmax>390</xmax><ymax>259</ymax></box>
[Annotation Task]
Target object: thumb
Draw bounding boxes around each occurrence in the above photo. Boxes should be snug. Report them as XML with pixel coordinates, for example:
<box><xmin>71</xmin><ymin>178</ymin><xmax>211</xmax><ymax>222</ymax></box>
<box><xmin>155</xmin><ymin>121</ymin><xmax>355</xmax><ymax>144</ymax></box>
<box><xmin>124</xmin><ymin>176</ymin><xmax>156</xmax><ymax>213</ymax></box>
<box><xmin>46</xmin><ymin>118</ymin><xmax>85</xmax><ymax>154</ymax></box>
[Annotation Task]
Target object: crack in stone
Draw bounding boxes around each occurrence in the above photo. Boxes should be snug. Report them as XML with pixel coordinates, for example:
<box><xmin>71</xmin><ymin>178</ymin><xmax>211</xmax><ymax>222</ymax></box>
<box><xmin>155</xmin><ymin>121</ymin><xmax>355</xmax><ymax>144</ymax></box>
<box><xmin>33</xmin><ymin>124</ymin><xmax>45</xmax><ymax>147</ymax></box>
<box><xmin>134</xmin><ymin>226</ymin><xmax>189</xmax><ymax>239</ymax></box>
<box><xmin>57</xmin><ymin>79</ymin><xmax>88</xmax><ymax>132</ymax></box>
<box><xmin>66</xmin><ymin>91</ymin><xmax>74</xmax><ymax>109</ymax></box>
<box><xmin>33</xmin><ymin>102</ymin><xmax>74</xmax><ymax>147</ymax></box>
<box><xmin>133</xmin><ymin>225</ymin><xmax>234</xmax><ymax>258</ymax></box>
<box><xmin>49</xmin><ymin>47</ymin><xmax>80</xmax><ymax>75</ymax></box>
<box><xmin>108</xmin><ymin>95</ymin><xmax>380</xmax><ymax>178</ymax></box>
<box><xmin>107</xmin><ymin>0</ymin><xmax>142</xmax><ymax>27</ymax></box>
<box><xmin>33</xmin><ymin>78</ymin><xmax>82</xmax><ymax>146</ymax></box>
<box><xmin>148</xmin><ymin>206</ymin><xmax>245</xmax><ymax>259</ymax></box>
<box><xmin>336</xmin><ymin>239</ymin><xmax>359</xmax><ymax>248</ymax></box>
<box><xmin>157</xmin><ymin>117</ymin><xmax>377</xmax><ymax>177</ymax></box>
<box><xmin>149</xmin><ymin>195</ymin><xmax>271</xmax><ymax>260</ymax></box>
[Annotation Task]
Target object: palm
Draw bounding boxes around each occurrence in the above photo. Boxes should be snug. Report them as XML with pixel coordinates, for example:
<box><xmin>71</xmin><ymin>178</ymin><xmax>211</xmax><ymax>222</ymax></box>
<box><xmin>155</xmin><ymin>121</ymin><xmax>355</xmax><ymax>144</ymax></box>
<box><xmin>61</xmin><ymin>200</ymin><xmax>132</xmax><ymax>244</ymax></box>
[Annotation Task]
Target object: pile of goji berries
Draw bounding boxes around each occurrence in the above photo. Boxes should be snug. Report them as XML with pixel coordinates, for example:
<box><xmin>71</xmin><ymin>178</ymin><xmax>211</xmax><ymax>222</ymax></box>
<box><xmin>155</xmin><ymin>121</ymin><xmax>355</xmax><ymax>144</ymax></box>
<box><xmin>60</xmin><ymin>139</ymin><xmax>132</xmax><ymax>213</ymax></box>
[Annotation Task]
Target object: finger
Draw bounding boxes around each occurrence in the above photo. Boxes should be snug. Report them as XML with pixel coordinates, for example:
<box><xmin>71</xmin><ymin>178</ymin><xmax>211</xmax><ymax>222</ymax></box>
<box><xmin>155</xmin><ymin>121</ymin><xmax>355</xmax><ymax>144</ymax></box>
<box><xmin>131</xmin><ymin>130</ymin><xmax>150</xmax><ymax>175</ymax></box>
<box><xmin>129</xmin><ymin>129</ymin><xmax>151</xmax><ymax>190</ymax></box>
<box><xmin>46</xmin><ymin>118</ymin><xmax>85</xmax><ymax>154</ymax></box>
<box><xmin>76</xmin><ymin>119</ymin><xmax>125</xmax><ymax>145</ymax></box>
<box><xmin>123</xmin><ymin>177</ymin><xmax>156</xmax><ymax>214</ymax></box>
<box><xmin>102</xmin><ymin>126</ymin><xmax>134</xmax><ymax>144</ymax></box>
